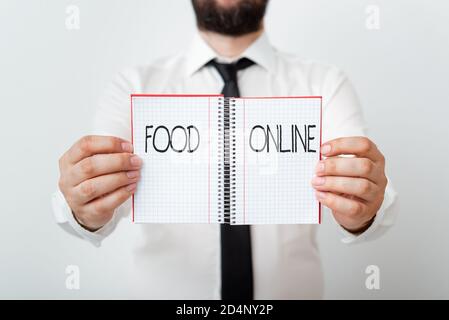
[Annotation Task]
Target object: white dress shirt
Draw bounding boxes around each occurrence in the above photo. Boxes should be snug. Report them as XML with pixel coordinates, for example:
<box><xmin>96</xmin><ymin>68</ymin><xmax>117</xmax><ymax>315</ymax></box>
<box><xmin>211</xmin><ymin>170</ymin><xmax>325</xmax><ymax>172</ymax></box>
<box><xmin>52</xmin><ymin>32</ymin><xmax>397</xmax><ymax>299</ymax></box>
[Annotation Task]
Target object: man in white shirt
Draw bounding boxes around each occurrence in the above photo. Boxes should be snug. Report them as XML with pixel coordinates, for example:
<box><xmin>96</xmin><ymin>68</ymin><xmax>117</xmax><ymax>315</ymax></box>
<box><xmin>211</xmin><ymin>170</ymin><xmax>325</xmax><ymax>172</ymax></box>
<box><xmin>53</xmin><ymin>0</ymin><xmax>396</xmax><ymax>299</ymax></box>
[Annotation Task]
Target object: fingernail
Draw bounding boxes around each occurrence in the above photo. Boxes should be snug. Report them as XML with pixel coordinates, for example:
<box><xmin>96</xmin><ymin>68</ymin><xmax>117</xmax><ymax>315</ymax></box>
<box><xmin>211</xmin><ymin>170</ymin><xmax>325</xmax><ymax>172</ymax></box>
<box><xmin>315</xmin><ymin>191</ymin><xmax>327</xmax><ymax>200</ymax></box>
<box><xmin>130</xmin><ymin>155</ymin><xmax>142</xmax><ymax>167</ymax></box>
<box><xmin>122</xmin><ymin>142</ymin><xmax>133</xmax><ymax>153</ymax></box>
<box><xmin>315</xmin><ymin>161</ymin><xmax>325</xmax><ymax>173</ymax></box>
<box><xmin>312</xmin><ymin>176</ymin><xmax>325</xmax><ymax>186</ymax></box>
<box><xmin>126</xmin><ymin>183</ymin><xmax>137</xmax><ymax>192</ymax></box>
<box><xmin>321</xmin><ymin>144</ymin><xmax>331</xmax><ymax>155</ymax></box>
<box><xmin>126</xmin><ymin>170</ymin><xmax>139</xmax><ymax>179</ymax></box>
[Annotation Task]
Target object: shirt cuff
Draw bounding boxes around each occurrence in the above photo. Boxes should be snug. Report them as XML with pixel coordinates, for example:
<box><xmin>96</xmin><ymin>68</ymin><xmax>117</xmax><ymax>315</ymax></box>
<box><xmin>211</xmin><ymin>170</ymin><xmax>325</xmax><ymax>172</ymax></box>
<box><xmin>337</xmin><ymin>178</ymin><xmax>398</xmax><ymax>244</ymax></box>
<box><xmin>51</xmin><ymin>189</ymin><xmax>116</xmax><ymax>247</ymax></box>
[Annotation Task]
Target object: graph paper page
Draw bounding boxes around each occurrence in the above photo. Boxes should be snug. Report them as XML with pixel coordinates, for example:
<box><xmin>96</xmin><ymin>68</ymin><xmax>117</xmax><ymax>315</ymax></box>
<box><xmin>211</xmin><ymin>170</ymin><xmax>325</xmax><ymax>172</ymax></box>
<box><xmin>232</xmin><ymin>97</ymin><xmax>322</xmax><ymax>225</ymax></box>
<box><xmin>131</xmin><ymin>95</ymin><xmax>221</xmax><ymax>224</ymax></box>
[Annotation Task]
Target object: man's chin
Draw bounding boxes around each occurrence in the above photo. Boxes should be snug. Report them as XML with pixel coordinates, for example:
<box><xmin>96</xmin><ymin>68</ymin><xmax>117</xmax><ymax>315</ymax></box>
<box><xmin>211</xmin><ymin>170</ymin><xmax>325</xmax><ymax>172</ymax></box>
<box><xmin>192</xmin><ymin>0</ymin><xmax>269</xmax><ymax>37</ymax></box>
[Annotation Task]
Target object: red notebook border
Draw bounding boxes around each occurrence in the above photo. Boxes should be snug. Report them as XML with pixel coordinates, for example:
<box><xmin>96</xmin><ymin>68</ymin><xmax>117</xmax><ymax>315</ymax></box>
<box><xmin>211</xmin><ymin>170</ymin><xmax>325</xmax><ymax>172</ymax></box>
<box><xmin>130</xmin><ymin>94</ymin><xmax>322</xmax><ymax>224</ymax></box>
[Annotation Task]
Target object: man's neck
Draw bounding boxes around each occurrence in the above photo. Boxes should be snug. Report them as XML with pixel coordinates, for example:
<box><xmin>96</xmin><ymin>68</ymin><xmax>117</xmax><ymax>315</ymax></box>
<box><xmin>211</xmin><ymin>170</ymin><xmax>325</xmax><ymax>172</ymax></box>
<box><xmin>199</xmin><ymin>28</ymin><xmax>264</xmax><ymax>60</ymax></box>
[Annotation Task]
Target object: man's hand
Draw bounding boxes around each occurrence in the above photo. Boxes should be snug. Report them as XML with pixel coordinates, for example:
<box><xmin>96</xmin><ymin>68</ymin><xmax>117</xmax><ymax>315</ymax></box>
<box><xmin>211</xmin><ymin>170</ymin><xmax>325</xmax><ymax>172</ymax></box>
<box><xmin>58</xmin><ymin>135</ymin><xmax>142</xmax><ymax>231</ymax></box>
<box><xmin>311</xmin><ymin>136</ymin><xmax>387</xmax><ymax>234</ymax></box>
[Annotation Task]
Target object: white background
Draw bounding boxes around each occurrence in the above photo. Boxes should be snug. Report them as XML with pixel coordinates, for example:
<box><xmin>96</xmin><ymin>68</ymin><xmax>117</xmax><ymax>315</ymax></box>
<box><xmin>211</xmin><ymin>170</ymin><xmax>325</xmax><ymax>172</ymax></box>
<box><xmin>0</xmin><ymin>0</ymin><xmax>448</xmax><ymax>299</ymax></box>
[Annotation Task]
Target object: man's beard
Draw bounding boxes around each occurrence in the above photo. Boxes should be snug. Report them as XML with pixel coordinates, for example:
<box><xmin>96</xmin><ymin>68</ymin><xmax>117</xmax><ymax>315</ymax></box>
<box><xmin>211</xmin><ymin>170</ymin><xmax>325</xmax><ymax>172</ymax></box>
<box><xmin>191</xmin><ymin>0</ymin><xmax>269</xmax><ymax>36</ymax></box>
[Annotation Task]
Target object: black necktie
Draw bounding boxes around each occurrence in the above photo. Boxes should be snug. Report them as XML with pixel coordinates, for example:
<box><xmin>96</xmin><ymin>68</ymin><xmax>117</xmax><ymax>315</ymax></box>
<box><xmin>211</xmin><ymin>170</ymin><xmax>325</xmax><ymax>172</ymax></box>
<box><xmin>207</xmin><ymin>58</ymin><xmax>255</xmax><ymax>300</ymax></box>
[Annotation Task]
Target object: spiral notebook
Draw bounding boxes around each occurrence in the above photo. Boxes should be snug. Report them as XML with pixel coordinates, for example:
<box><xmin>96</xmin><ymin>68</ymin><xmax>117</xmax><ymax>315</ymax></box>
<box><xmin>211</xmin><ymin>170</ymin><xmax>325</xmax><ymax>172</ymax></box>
<box><xmin>131</xmin><ymin>94</ymin><xmax>322</xmax><ymax>225</ymax></box>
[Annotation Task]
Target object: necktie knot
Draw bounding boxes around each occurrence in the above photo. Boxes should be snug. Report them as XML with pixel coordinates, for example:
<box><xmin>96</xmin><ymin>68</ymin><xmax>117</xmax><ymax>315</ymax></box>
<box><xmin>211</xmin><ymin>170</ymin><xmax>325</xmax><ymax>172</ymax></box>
<box><xmin>207</xmin><ymin>57</ymin><xmax>255</xmax><ymax>97</ymax></box>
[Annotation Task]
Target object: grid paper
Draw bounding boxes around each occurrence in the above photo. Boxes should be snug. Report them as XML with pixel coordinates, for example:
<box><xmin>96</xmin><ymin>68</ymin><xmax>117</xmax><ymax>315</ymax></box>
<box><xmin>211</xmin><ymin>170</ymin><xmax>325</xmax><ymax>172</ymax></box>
<box><xmin>131</xmin><ymin>95</ymin><xmax>321</xmax><ymax>225</ymax></box>
<box><xmin>232</xmin><ymin>97</ymin><xmax>321</xmax><ymax>225</ymax></box>
<box><xmin>132</xmin><ymin>95</ymin><xmax>221</xmax><ymax>224</ymax></box>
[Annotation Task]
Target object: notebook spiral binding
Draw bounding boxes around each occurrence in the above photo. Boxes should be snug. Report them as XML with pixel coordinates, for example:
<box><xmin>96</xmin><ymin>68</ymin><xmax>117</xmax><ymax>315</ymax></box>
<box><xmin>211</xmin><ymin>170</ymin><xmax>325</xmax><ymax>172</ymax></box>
<box><xmin>217</xmin><ymin>97</ymin><xmax>236</xmax><ymax>225</ymax></box>
<box><xmin>230</xmin><ymin>98</ymin><xmax>237</xmax><ymax>225</ymax></box>
<box><xmin>223</xmin><ymin>97</ymin><xmax>231</xmax><ymax>224</ymax></box>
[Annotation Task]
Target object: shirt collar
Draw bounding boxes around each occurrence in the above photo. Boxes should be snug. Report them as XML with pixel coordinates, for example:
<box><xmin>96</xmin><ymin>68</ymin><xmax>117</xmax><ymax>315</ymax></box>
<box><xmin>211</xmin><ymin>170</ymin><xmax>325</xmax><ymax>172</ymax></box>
<box><xmin>185</xmin><ymin>31</ymin><xmax>276</xmax><ymax>77</ymax></box>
